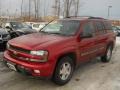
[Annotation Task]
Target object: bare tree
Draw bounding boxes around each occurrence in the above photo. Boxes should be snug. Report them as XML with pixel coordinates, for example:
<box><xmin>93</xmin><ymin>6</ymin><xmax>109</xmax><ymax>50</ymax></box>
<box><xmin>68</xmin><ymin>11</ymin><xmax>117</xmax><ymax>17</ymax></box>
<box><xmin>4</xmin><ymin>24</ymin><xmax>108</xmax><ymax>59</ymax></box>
<box><xmin>57</xmin><ymin>0</ymin><xmax>61</xmax><ymax>17</ymax></box>
<box><xmin>36</xmin><ymin>0</ymin><xmax>40</xmax><ymax>18</ymax></box>
<box><xmin>33</xmin><ymin>0</ymin><xmax>40</xmax><ymax>19</ymax></box>
<box><xmin>63</xmin><ymin>0</ymin><xmax>73</xmax><ymax>17</ymax></box>
<box><xmin>33</xmin><ymin>0</ymin><xmax>37</xmax><ymax>19</ymax></box>
<box><xmin>73</xmin><ymin>0</ymin><xmax>80</xmax><ymax>16</ymax></box>
<box><xmin>52</xmin><ymin>0</ymin><xmax>81</xmax><ymax>17</ymax></box>
<box><xmin>52</xmin><ymin>0</ymin><xmax>57</xmax><ymax>16</ymax></box>
<box><xmin>43</xmin><ymin>0</ymin><xmax>47</xmax><ymax>17</ymax></box>
<box><xmin>29</xmin><ymin>0</ymin><xmax>31</xmax><ymax>19</ymax></box>
<box><xmin>21</xmin><ymin>0</ymin><xmax>23</xmax><ymax>17</ymax></box>
<box><xmin>0</xmin><ymin>1</ymin><xmax>1</xmax><ymax>17</ymax></box>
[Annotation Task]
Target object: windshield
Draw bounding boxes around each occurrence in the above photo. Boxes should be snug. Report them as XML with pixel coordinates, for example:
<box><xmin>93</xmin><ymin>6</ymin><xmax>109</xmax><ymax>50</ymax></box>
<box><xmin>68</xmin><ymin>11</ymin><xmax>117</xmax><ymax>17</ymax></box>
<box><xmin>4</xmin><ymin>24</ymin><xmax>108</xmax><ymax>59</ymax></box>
<box><xmin>41</xmin><ymin>20</ymin><xmax>80</xmax><ymax>36</ymax></box>
<box><xmin>11</xmin><ymin>22</ymin><xmax>30</xmax><ymax>29</ymax></box>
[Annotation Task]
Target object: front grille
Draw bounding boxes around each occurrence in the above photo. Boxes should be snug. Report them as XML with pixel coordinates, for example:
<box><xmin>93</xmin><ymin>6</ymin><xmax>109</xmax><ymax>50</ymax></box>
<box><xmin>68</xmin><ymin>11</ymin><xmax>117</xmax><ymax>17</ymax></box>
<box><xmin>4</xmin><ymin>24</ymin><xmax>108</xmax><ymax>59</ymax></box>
<box><xmin>10</xmin><ymin>52</ymin><xmax>19</xmax><ymax>59</ymax></box>
<box><xmin>10</xmin><ymin>53</ymin><xmax>28</xmax><ymax>61</ymax></box>
<box><xmin>2</xmin><ymin>34</ymin><xmax>8</xmax><ymax>38</ymax></box>
<box><xmin>9</xmin><ymin>45</ymin><xmax>30</xmax><ymax>54</ymax></box>
<box><xmin>0</xmin><ymin>35</ymin><xmax>2</xmax><ymax>38</ymax></box>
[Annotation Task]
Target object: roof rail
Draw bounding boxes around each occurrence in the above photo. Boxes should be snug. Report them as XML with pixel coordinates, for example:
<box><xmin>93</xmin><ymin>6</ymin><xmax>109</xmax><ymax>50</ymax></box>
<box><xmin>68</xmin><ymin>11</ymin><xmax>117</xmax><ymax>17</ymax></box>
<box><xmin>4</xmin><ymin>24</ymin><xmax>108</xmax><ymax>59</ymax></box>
<box><xmin>65</xmin><ymin>16</ymin><xmax>106</xmax><ymax>20</ymax></box>
<box><xmin>88</xmin><ymin>17</ymin><xmax>106</xmax><ymax>19</ymax></box>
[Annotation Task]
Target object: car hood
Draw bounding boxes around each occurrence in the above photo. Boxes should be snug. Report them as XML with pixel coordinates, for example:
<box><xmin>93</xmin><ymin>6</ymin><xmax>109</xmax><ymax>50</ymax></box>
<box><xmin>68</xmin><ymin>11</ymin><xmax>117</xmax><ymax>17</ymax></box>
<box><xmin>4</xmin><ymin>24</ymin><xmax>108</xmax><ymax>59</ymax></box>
<box><xmin>9</xmin><ymin>33</ymin><xmax>70</xmax><ymax>50</ymax></box>
<box><xmin>0</xmin><ymin>28</ymin><xmax>9</xmax><ymax>35</ymax></box>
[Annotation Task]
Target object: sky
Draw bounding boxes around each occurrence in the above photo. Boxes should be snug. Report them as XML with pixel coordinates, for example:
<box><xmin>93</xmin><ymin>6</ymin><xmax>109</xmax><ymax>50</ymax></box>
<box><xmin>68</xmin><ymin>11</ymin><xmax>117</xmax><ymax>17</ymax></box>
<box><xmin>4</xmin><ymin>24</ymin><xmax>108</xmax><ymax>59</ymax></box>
<box><xmin>0</xmin><ymin>0</ymin><xmax>120</xmax><ymax>20</ymax></box>
<box><xmin>80</xmin><ymin>0</ymin><xmax>120</xmax><ymax>20</ymax></box>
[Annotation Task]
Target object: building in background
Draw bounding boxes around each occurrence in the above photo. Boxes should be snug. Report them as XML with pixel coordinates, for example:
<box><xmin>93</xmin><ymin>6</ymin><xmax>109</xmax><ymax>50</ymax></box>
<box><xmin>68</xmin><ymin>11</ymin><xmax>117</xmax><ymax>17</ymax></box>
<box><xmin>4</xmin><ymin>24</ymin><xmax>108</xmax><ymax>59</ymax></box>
<box><xmin>111</xmin><ymin>20</ymin><xmax>120</xmax><ymax>26</ymax></box>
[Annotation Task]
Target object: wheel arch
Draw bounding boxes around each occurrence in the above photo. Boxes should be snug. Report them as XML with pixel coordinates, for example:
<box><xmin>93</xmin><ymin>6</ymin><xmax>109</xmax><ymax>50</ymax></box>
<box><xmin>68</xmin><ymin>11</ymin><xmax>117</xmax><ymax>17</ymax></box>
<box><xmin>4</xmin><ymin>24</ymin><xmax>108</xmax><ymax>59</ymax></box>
<box><xmin>107</xmin><ymin>41</ymin><xmax>114</xmax><ymax>50</ymax></box>
<box><xmin>56</xmin><ymin>52</ymin><xmax>77</xmax><ymax>67</ymax></box>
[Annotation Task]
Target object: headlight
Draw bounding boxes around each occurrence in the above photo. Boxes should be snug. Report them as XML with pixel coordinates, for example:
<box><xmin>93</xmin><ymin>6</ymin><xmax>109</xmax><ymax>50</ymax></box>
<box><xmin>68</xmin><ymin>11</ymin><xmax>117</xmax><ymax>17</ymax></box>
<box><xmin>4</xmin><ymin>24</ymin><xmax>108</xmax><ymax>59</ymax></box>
<box><xmin>2</xmin><ymin>34</ymin><xmax>11</xmax><ymax>39</ymax></box>
<box><xmin>30</xmin><ymin>50</ymin><xmax>48</xmax><ymax>56</ymax></box>
<box><xmin>30</xmin><ymin>50</ymin><xmax>48</xmax><ymax>62</ymax></box>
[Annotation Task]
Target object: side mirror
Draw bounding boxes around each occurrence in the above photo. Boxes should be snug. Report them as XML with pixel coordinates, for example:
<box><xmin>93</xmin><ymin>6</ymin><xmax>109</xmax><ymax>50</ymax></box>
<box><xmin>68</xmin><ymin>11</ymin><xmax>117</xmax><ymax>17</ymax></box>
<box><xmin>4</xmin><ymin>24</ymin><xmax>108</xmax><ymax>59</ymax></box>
<box><xmin>5</xmin><ymin>23</ymin><xmax>12</xmax><ymax>30</ymax></box>
<box><xmin>80</xmin><ymin>33</ymin><xmax>93</xmax><ymax>39</ymax></box>
<box><xmin>5</xmin><ymin>26</ymin><xmax>12</xmax><ymax>29</ymax></box>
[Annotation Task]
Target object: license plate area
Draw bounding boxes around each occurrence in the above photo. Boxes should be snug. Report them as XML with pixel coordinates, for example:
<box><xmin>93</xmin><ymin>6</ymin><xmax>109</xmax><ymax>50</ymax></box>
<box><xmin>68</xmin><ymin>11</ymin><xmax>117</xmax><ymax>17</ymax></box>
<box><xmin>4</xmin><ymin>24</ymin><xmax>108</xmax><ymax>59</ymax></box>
<box><xmin>7</xmin><ymin>62</ymin><xmax>17</xmax><ymax>71</ymax></box>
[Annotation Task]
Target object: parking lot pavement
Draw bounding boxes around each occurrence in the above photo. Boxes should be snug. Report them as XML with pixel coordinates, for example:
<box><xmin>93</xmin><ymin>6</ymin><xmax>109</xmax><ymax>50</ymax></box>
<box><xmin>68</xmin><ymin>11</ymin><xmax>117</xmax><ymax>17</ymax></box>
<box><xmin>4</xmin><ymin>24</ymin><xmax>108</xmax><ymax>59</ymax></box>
<box><xmin>0</xmin><ymin>37</ymin><xmax>120</xmax><ymax>90</ymax></box>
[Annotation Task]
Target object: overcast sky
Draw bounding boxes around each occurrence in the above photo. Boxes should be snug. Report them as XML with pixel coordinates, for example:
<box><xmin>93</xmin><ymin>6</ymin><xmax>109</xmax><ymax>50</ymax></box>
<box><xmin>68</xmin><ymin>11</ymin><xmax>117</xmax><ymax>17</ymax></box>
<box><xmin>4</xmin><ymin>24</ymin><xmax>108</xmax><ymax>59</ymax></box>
<box><xmin>0</xmin><ymin>0</ymin><xmax>120</xmax><ymax>20</ymax></box>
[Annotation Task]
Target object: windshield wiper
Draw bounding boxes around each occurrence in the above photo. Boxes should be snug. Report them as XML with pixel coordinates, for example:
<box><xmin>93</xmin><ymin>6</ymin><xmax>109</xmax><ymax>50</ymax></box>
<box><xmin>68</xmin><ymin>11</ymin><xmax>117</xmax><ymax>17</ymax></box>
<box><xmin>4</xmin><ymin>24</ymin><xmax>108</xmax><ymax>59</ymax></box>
<box><xmin>39</xmin><ymin>19</ymin><xmax>56</xmax><ymax>32</ymax></box>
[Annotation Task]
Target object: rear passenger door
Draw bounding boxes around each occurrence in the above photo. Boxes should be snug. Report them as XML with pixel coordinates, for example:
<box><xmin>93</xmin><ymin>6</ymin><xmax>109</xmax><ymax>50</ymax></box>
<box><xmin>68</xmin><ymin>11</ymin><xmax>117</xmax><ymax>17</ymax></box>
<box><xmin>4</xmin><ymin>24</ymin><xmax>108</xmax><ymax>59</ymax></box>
<box><xmin>94</xmin><ymin>21</ymin><xmax>107</xmax><ymax>56</ymax></box>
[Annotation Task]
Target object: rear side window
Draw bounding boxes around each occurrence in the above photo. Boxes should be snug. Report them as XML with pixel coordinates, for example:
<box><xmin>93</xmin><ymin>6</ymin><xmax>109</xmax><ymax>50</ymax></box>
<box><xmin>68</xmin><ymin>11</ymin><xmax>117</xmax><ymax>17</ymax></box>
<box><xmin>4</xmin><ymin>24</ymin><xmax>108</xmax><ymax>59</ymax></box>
<box><xmin>95</xmin><ymin>21</ymin><xmax>105</xmax><ymax>30</ymax></box>
<box><xmin>95</xmin><ymin>21</ymin><xmax>105</xmax><ymax>33</ymax></box>
<box><xmin>104</xmin><ymin>21</ymin><xmax>112</xmax><ymax>30</ymax></box>
<box><xmin>82</xmin><ymin>22</ymin><xmax>95</xmax><ymax>36</ymax></box>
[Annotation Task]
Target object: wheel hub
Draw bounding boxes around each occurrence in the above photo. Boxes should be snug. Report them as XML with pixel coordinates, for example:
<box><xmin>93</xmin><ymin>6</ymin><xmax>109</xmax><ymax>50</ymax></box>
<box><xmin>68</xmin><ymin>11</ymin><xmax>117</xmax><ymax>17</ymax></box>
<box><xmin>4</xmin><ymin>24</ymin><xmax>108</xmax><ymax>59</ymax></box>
<box><xmin>59</xmin><ymin>62</ymin><xmax>71</xmax><ymax>80</ymax></box>
<box><xmin>107</xmin><ymin>48</ymin><xmax>111</xmax><ymax>60</ymax></box>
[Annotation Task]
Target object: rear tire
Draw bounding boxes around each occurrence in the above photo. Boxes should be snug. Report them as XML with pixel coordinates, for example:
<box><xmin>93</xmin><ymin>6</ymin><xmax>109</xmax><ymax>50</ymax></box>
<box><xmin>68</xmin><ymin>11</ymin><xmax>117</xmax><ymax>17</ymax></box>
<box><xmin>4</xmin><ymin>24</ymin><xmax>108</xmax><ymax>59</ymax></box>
<box><xmin>52</xmin><ymin>56</ymin><xmax>74</xmax><ymax>85</ymax></box>
<box><xmin>101</xmin><ymin>45</ymin><xmax>113</xmax><ymax>62</ymax></box>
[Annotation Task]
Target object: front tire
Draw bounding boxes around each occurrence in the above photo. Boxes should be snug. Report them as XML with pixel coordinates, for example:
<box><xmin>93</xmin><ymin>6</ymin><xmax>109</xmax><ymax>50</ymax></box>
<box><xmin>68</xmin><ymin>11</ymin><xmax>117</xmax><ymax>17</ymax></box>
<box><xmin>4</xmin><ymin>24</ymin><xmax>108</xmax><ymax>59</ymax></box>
<box><xmin>101</xmin><ymin>45</ymin><xmax>113</xmax><ymax>62</ymax></box>
<box><xmin>52</xmin><ymin>56</ymin><xmax>74</xmax><ymax>85</ymax></box>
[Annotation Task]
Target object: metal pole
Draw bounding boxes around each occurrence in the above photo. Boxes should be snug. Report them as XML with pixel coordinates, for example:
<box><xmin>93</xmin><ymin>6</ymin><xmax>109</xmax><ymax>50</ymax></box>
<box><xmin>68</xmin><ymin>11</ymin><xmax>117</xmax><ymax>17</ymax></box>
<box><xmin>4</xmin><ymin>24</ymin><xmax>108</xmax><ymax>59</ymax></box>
<box><xmin>108</xmin><ymin>6</ymin><xmax>112</xmax><ymax>19</ymax></box>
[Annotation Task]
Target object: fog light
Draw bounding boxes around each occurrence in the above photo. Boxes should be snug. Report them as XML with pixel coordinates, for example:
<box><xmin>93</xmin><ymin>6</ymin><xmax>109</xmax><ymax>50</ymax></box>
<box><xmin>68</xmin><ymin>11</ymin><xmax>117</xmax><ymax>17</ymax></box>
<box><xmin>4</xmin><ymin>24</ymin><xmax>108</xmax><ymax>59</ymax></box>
<box><xmin>34</xmin><ymin>70</ymin><xmax>40</xmax><ymax>74</ymax></box>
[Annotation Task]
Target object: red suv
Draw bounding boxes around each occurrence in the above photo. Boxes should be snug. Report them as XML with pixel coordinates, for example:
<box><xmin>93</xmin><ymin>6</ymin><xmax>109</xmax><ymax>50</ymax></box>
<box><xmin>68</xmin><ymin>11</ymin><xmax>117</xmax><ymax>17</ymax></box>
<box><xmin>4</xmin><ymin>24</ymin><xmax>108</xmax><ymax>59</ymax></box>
<box><xmin>4</xmin><ymin>17</ymin><xmax>116</xmax><ymax>85</ymax></box>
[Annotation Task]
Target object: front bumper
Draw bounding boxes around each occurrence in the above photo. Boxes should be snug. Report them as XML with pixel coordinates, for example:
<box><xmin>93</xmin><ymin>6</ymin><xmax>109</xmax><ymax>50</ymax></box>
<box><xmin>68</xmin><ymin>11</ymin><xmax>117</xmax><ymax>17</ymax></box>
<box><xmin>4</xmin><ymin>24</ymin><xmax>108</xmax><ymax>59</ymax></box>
<box><xmin>0</xmin><ymin>41</ymin><xmax>7</xmax><ymax>51</ymax></box>
<box><xmin>0</xmin><ymin>35</ymin><xmax>11</xmax><ymax>44</ymax></box>
<box><xmin>0</xmin><ymin>40</ymin><xmax>8</xmax><ymax>44</ymax></box>
<box><xmin>4</xmin><ymin>51</ymin><xmax>53</xmax><ymax>78</ymax></box>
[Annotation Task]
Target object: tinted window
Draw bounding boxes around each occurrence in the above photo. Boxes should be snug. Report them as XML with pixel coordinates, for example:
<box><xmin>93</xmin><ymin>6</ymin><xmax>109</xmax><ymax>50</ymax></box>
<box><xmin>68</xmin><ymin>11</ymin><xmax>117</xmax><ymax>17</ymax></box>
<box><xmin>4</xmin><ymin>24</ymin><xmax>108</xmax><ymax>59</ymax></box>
<box><xmin>95</xmin><ymin>21</ymin><xmax>105</xmax><ymax>34</ymax></box>
<box><xmin>95</xmin><ymin>21</ymin><xmax>105</xmax><ymax>30</ymax></box>
<box><xmin>10</xmin><ymin>22</ymin><xmax>31</xmax><ymax>30</ymax></box>
<box><xmin>33</xmin><ymin>24</ymin><xmax>40</xmax><ymax>28</ymax></box>
<box><xmin>82</xmin><ymin>22</ymin><xmax>95</xmax><ymax>36</ymax></box>
<box><xmin>104</xmin><ymin>21</ymin><xmax>112</xmax><ymax>30</ymax></box>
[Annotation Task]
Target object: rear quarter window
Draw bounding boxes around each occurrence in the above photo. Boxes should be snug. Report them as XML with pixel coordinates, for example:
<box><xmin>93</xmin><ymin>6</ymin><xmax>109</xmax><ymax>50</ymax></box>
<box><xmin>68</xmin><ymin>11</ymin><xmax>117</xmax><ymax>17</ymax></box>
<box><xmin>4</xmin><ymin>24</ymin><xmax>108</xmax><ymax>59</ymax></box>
<box><xmin>94</xmin><ymin>21</ymin><xmax>105</xmax><ymax>34</ymax></box>
<box><xmin>104</xmin><ymin>21</ymin><xmax>112</xmax><ymax>30</ymax></box>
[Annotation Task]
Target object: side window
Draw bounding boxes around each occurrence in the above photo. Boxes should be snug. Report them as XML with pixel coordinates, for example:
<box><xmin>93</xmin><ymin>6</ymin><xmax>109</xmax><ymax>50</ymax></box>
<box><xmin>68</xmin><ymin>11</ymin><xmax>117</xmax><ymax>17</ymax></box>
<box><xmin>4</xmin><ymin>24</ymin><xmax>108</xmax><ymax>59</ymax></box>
<box><xmin>95</xmin><ymin>21</ymin><xmax>105</xmax><ymax>33</ymax></box>
<box><xmin>104</xmin><ymin>21</ymin><xmax>112</xmax><ymax>30</ymax></box>
<box><xmin>82</xmin><ymin>22</ymin><xmax>95</xmax><ymax>36</ymax></box>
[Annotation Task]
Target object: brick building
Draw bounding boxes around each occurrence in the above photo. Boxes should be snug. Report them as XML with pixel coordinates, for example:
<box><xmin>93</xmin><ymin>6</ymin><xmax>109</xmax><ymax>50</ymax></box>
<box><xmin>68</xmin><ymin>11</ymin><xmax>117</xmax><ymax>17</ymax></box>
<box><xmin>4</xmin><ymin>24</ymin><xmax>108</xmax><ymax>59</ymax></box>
<box><xmin>111</xmin><ymin>20</ymin><xmax>120</xmax><ymax>26</ymax></box>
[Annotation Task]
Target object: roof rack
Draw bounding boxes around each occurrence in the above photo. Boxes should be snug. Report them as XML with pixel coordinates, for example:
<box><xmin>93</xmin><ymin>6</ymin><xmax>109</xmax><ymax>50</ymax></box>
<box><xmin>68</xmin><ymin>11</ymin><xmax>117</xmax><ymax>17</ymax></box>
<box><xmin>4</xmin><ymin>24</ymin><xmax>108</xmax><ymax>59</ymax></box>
<box><xmin>65</xmin><ymin>16</ymin><xmax>106</xmax><ymax>20</ymax></box>
<box><xmin>88</xmin><ymin>17</ymin><xmax>106</xmax><ymax>19</ymax></box>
